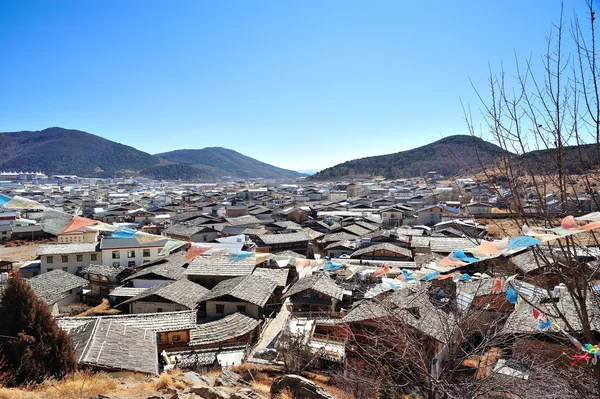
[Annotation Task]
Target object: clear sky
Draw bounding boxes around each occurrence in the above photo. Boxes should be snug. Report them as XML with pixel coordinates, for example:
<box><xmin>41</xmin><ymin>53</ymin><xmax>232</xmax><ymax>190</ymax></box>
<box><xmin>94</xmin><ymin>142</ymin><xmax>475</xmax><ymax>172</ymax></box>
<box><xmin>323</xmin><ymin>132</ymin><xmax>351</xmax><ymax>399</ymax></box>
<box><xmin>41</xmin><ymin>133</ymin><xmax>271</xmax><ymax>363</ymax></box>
<box><xmin>0</xmin><ymin>0</ymin><xmax>588</xmax><ymax>171</ymax></box>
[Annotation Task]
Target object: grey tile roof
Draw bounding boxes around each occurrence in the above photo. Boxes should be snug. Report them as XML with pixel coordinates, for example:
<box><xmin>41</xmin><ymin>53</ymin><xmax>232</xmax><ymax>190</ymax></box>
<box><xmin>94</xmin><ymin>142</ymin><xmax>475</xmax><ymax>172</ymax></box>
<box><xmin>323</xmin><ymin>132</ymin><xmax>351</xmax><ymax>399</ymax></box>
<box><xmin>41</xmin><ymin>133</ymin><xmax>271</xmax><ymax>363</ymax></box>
<box><xmin>342</xmin><ymin>224</ymin><xmax>372</xmax><ymax>237</ymax></box>
<box><xmin>100</xmin><ymin>237</ymin><xmax>168</xmax><ymax>250</ymax></box>
<box><xmin>28</xmin><ymin>270</ymin><xmax>88</xmax><ymax>305</ymax></box>
<box><xmin>351</xmin><ymin>243</ymin><xmax>412</xmax><ymax>258</ymax></box>
<box><xmin>258</xmin><ymin>232</ymin><xmax>311</xmax><ymax>245</ymax></box>
<box><xmin>427</xmin><ymin>237</ymin><xmax>479</xmax><ymax>253</ymax></box>
<box><xmin>343</xmin><ymin>300</ymin><xmax>388</xmax><ymax>323</ymax></box>
<box><xmin>123</xmin><ymin>251</ymin><xmax>187</xmax><ymax>282</ymax></box>
<box><xmin>283</xmin><ymin>274</ymin><xmax>344</xmax><ymax>301</ymax></box>
<box><xmin>274</xmin><ymin>250</ymin><xmax>306</xmax><ymax>260</ymax></box>
<box><xmin>57</xmin><ymin>310</ymin><xmax>197</xmax><ymax>333</ymax></box>
<box><xmin>189</xmin><ymin>312</ymin><xmax>259</xmax><ymax>346</ymax></box>
<box><xmin>252</xmin><ymin>268</ymin><xmax>290</xmax><ymax>288</ymax></box>
<box><xmin>37</xmin><ymin>242</ymin><xmax>99</xmax><ymax>256</ymax></box>
<box><xmin>119</xmin><ymin>279</ymin><xmax>209</xmax><ymax>310</ymax></box>
<box><xmin>82</xmin><ymin>264</ymin><xmax>125</xmax><ymax>278</ymax></box>
<box><xmin>321</xmin><ymin>232</ymin><xmax>359</xmax><ymax>243</ymax></box>
<box><xmin>70</xmin><ymin>318</ymin><xmax>158</xmax><ymax>374</ymax></box>
<box><xmin>225</xmin><ymin>215</ymin><xmax>263</xmax><ymax>226</ymax></box>
<box><xmin>201</xmin><ymin>275</ymin><xmax>277</xmax><ymax>307</ymax></box>
<box><xmin>508</xmin><ymin>249</ymin><xmax>552</xmax><ymax>274</ymax></box>
<box><xmin>109</xmin><ymin>286</ymin><xmax>148</xmax><ymax>297</ymax></box>
<box><xmin>164</xmin><ymin>223</ymin><xmax>213</xmax><ymax>237</ymax></box>
<box><xmin>186</xmin><ymin>253</ymin><xmax>256</xmax><ymax>277</ymax></box>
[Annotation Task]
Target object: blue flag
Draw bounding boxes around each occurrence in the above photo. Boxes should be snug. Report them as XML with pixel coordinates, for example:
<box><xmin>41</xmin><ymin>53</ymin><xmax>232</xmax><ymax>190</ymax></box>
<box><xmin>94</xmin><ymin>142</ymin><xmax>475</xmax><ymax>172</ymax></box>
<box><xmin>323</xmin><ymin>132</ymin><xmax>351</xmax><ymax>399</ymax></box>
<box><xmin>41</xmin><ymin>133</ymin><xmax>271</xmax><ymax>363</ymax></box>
<box><xmin>506</xmin><ymin>285</ymin><xmax>519</xmax><ymax>304</ymax></box>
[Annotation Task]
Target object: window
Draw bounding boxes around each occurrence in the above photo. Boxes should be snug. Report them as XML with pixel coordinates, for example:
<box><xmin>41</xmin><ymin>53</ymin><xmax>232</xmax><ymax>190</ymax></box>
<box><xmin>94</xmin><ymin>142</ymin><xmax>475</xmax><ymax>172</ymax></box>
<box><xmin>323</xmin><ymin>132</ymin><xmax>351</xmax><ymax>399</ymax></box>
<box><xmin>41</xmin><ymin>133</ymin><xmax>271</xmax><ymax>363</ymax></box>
<box><xmin>62</xmin><ymin>256</ymin><xmax>68</xmax><ymax>263</ymax></box>
<box><xmin>47</xmin><ymin>256</ymin><xmax>53</xmax><ymax>264</ymax></box>
<box><xmin>172</xmin><ymin>335</ymin><xmax>181</xmax><ymax>342</ymax></box>
<box><xmin>157</xmin><ymin>308</ymin><xmax>163</xmax><ymax>313</ymax></box>
<box><xmin>143</xmin><ymin>249</ymin><xmax>151</xmax><ymax>257</ymax></box>
<box><xmin>127</xmin><ymin>250</ymin><xmax>136</xmax><ymax>258</ymax></box>
<box><xmin>100</xmin><ymin>276</ymin><xmax>108</xmax><ymax>282</ymax></box>
<box><xmin>216</xmin><ymin>304</ymin><xmax>225</xmax><ymax>314</ymax></box>
<box><xmin>62</xmin><ymin>267</ymin><xmax>68</xmax><ymax>272</ymax></box>
<box><xmin>76</xmin><ymin>255</ymin><xmax>83</xmax><ymax>262</ymax></box>
<box><xmin>237</xmin><ymin>305</ymin><xmax>246</xmax><ymax>313</ymax></box>
<box><xmin>202</xmin><ymin>235</ymin><xmax>208</xmax><ymax>242</ymax></box>
<box><xmin>91</xmin><ymin>254</ymin><xmax>97</xmax><ymax>261</ymax></box>
<box><xmin>128</xmin><ymin>261</ymin><xmax>136</xmax><ymax>267</ymax></box>
<box><xmin>112</xmin><ymin>251</ymin><xmax>120</xmax><ymax>259</ymax></box>
<box><xmin>113</xmin><ymin>262</ymin><xmax>120</xmax><ymax>267</ymax></box>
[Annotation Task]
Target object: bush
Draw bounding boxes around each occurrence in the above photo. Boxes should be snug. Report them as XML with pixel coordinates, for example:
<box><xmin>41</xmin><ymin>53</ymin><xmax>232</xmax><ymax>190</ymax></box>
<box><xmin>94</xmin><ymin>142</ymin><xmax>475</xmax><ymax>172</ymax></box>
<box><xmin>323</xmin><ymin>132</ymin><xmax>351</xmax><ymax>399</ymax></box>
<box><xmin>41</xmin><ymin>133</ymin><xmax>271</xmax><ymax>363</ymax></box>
<box><xmin>0</xmin><ymin>276</ymin><xmax>76</xmax><ymax>386</ymax></box>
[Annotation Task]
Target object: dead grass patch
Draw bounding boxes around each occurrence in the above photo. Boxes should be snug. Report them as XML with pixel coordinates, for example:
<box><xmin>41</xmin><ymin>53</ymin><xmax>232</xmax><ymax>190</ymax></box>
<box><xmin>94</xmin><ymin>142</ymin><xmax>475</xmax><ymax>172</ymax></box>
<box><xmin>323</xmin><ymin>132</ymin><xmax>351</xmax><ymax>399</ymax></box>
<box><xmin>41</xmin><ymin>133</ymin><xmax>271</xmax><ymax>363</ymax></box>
<box><xmin>0</xmin><ymin>371</ymin><xmax>117</xmax><ymax>399</ymax></box>
<box><xmin>137</xmin><ymin>369</ymin><xmax>190</xmax><ymax>391</ymax></box>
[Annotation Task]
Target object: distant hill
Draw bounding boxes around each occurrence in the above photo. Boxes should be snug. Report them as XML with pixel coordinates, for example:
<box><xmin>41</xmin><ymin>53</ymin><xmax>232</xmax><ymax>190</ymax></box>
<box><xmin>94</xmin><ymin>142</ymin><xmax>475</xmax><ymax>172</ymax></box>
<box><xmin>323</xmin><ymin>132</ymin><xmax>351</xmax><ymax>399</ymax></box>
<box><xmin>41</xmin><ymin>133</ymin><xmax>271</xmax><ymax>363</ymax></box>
<box><xmin>311</xmin><ymin>135</ymin><xmax>510</xmax><ymax>180</ymax></box>
<box><xmin>0</xmin><ymin>127</ymin><xmax>159</xmax><ymax>176</ymax></box>
<box><xmin>156</xmin><ymin>148</ymin><xmax>305</xmax><ymax>179</ymax></box>
<box><xmin>0</xmin><ymin>128</ymin><xmax>305</xmax><ymax>180</ymax></box>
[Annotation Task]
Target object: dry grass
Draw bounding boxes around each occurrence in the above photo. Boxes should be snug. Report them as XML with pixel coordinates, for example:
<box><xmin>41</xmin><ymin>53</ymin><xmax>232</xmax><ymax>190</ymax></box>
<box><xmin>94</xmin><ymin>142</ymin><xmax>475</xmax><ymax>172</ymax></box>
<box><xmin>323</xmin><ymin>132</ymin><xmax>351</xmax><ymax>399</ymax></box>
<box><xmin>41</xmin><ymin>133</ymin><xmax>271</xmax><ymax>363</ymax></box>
<box><xmin>0</xmin><ymin>243</ymin><xmax>40</xmax><ymax>265</ymax></box>
<box><xmin>0</xmin><ymin>371</ymin><xmax>117</xmax><ymax>399</ymax></box>
<box><xmin>136</xmin><ymin>369</ymin><xmax>190</xmax><ymax>391</ymax></box>
<box><xmin>273</xmin><ymin>388</ymin><xmax>294</xmax><ymax>399</ymax></box>
<box><xmin>76</xmin><ymin>299</ymin><xmax>120</xmax><ymax>317</ymax></box>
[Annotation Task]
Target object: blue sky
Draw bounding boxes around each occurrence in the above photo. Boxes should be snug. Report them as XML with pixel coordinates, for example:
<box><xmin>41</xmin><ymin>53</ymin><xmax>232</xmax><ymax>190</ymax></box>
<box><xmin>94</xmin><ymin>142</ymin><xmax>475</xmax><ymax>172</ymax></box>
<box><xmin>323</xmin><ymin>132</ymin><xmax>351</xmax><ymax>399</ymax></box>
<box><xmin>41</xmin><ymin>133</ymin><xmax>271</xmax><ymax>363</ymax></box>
<box><xmin>0</xmin><ymin>1</ymin><xmax>587</xmax><ymax>170</ymax></box>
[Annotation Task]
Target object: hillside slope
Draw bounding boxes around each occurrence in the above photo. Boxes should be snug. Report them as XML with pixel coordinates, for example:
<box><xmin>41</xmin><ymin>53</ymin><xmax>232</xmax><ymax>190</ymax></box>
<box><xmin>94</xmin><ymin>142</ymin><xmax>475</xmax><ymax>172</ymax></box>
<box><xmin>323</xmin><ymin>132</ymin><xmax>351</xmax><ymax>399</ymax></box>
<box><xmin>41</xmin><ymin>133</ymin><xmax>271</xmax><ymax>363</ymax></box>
<box><xmin>311</xmin><ymin>135</ymin><xmax>509</xmax><ymax>180</ymax></box>
<box><xmin>157</xmin><ymin>147</ymin><xmax>304</xmax><ymax>179</ymax></box>
<box><xmin>0</xmin><ymin>127</ymin><xmax>159</xmax><ymax>176</ymax></box>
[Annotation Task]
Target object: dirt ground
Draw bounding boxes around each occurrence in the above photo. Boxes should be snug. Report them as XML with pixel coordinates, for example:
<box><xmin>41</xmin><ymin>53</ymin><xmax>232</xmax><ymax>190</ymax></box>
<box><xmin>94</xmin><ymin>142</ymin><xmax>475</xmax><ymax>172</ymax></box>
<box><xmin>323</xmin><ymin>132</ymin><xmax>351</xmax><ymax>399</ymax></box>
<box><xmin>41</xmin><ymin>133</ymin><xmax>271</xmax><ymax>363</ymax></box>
<box><xmin>0</xmin><ymin>243</ymin><xmax>40</xmax><ymax>266</ymax></box>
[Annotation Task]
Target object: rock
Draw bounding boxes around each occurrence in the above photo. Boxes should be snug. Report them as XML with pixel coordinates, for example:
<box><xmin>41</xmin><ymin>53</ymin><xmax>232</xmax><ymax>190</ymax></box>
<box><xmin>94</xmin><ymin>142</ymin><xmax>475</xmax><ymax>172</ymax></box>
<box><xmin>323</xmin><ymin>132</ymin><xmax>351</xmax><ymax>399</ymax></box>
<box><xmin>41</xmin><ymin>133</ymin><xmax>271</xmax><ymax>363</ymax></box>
<box><xmin>147</xmin><ymin>396</ymin><xmax>166</xmax><ymax>399</ymax></box>
<box><xmin>253</xmin><ymin>348</ymin><xmax>278</xmax><ymax>361</ymax></box>
<box><xmin>214</xmin><ymin>370</ymin><xmax>250</xmax><ymax>388</ymax></box>
<box><xmin>89</xmin><ymin>396</ymin><xmax>125</xmax><ymax>399</ymax></box>
<box><xmin>271</xmin><ymin>375</ymin><xmax>336</xmax><ymax>399</ymax></box>
<box><xmin>183</xmin><ymin>371</ymin><xmax>212</xmax><ymax>387</ymax></box>
<box><xmin>189</xmin><ymin>386</ymin><xmax>231</xmax><ymax>399</ymax></box>
<box><xmin>230</xmin><ymin>388</ymin><xmax>266</xmax><ymax>399</ymax></box>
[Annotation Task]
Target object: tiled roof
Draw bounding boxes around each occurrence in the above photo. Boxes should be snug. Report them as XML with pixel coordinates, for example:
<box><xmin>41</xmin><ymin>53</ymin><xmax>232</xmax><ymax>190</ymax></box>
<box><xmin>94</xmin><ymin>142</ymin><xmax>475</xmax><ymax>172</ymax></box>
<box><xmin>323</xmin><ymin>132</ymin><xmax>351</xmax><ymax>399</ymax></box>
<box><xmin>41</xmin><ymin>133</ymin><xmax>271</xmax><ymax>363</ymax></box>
<box><xmin>70</xmin><ymin>318</ymin><xmax>158</xmax><ymax>374</ymax></box>
<box><xmin>189</xmin><ymin>312</ymin><xmax>259</xmax><ymax>346</ymax></box>
<box><xmin>57</xmin><ymin>310</ymin><xmax>197</xmax><ymax>333</ymax></box>
<box><xmin>342</xmin><ymin>224</ymin><xmax>372</xmax><ymax>237</ymax></box>
<box><xmin>186</xmin><ymin>253</ymin><xmax>256</xmax><ymax>277</ymax></box>
<box><xmin>123</xmin><ymin>251</ymin><xmax>187</xmax><ymax>282</ymax></box>
<box><xmin>100</xmin><ymin>237</ymin><xmax>168</xmax><ymax>250</ymax></box>
<box><xmin>82</xmin><ymin>264</ymin><xmax>125</xmax><ymax>278</ymax></box>
<box><xmin>28</xmin><ymin>270</ymin><xmax>88</xmax><ymax>305</ymax></box>
<box><xmin>258</xmin><ymin>232</ymin><xmax>311</xmax><ymax>245</ymax></box>
<box><xmin>427</xmin><ymin>237</ymin><xmax>479</xmax><ymax>253</ymax></box>
<box><xmin>351</xmin><ymin>243</ymin><xmax>412</xmax><ymax>258</ymax></box>
<box><xmin>164</xmin><ymin>223</ymin><xmax>212</xmax><ymax>237</ymax></box>
<box><xmin>109</xmin><ymin>286</ymin><xmax>147</xmax><ymax>297</ymax></box>
<box><xmin>283</xmin><ymin>274</ymin><xmax>344</xmax><ymax>300</ymax></box>
<box><xmin>251</xmin><ymin>267</ymin><xmax>290</xmax><ymax>288</ymax></box>
<box><xmin>119</xmin><ymin>279</ymin><xmax>209</xmax><ymax>310</ymax></box>
<box><xmin>201</xmin><ymin>275</ymin><xmax>277</xmax><ymax>307</ymax></box>
<box><xmin>225</xmin><ymin>215</ymin><xmax>262</xmax><ymax>226</ymax></box>
<box><xmin>343</xmin><ymin>300</ymin><xmax>388</xmax><ymax>323</ymax></box>
<box><xmin>37</xmin><ymin>242</ymin><xmax>99</xmax><ymax>256</ymax></box>
<box><xmin>321</xmin><ymin>232</ymin><xmax>359</xmax><ymax>243</ymax></box>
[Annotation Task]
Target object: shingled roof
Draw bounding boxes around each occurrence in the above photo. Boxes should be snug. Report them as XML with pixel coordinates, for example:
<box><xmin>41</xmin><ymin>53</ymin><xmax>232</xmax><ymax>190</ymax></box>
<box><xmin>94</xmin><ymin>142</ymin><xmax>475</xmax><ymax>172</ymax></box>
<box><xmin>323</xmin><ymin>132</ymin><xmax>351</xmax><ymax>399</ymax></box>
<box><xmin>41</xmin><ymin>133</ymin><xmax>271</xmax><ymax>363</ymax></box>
<box><xmin>27</xmin><ymin>270</ymin><xmax>88</xmax><ymax>305</ymax></box>
<box><xmin>119</xmin><ymin>279</ymin><xmax>209</xmax><ymax>310</ymax></box>
<box><xmin>82</xmin><ymin>264</ymin><xmax>126</xmax><ymax>278</ymax></box>
<box><xmin>186</xmin><ymin>253</ymin><xmax>256</xmax><ymax>277</ymax></box>
<box><xmin>58</xmin><ymin>310</ymin><xmax>197</xmax><ymax>333</ymax></box>
<box><xmin>70</xmin><ymin>318</ymin><xmax>158</xmax><ymax>374</ymax></box>
<box><xmin>252</xmin><ymin>267</ymin><xmax>290</xmax><ymax>288</ymax></box>
<box><xmin>201</xmin><ymin>275</ymin><xmax>277</xmax><ymax>307</ymax></box>
<box><xmin>37</xmin><ymin>242</ymin><xmax>99</xmax><ymax>256</ymax></box>
<box><xmin>258</xmin><ymin>232</ymin><xmax>311</xmax><ymax>245</ymax></box>
<box><xmin>282</xmin><ymin>274</ymin><xmax>344</xmax><ymax>301</ymax></box>
<box><xmin>351</xmin><ymin>243</ymin><xmax>412</xmax><ymax>259</ymax></box>
<box><xmin>123</xmin><ymin>251</ymin><xmax>187</xmax><ymax>282</ymax></box>
<box><xmin>225</xmin><ymin>215</ymin><xmax>262</xmax><ymax>226</ymax></box>
<box><xmin>189</xmin><ymin>312</ymin><xmax>259</xmax><ymax>346</ymax></box>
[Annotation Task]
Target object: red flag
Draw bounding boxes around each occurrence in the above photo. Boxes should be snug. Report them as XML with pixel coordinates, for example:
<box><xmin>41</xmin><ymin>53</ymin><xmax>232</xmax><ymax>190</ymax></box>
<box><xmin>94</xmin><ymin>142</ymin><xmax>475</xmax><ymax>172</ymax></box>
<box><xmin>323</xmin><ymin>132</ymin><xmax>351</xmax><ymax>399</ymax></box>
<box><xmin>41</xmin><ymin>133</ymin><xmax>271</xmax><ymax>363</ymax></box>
<box><xmin>491</xmin><ymin>278</ymin><xmax>503</xmax><ymax>293</ymax></box>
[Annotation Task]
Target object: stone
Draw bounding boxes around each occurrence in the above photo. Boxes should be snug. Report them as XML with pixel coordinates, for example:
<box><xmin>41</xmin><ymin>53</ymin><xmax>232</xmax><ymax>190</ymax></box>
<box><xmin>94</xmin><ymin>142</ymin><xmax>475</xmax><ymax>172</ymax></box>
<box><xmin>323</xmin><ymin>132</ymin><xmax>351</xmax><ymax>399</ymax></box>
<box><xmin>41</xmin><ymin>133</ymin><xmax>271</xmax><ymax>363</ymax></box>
<box><xmin>230</xmin><ymin>388</ymin><xmax>266</xmax><ymax>399</ymax></box>
<box><xmin>214</xmin><ymin>370</ymin><xmax>250</xmax><ymax>388</ymax></box>
<box><xmin>253</xmin><ymin>348</ymin><xmax>278</xmax><ymax>361</ymax></box>
<box><xmin>89</xmin><ymin>396</ymin><xmax>125</xmax><ymax>399</ymax></box>
<box><xmin>147</xmin><ymin>396</ymin><xmax>166</xmax><ymax>399</ymax></box>
<box><xmin>189</xmin><ymin>386</ymin><xmax>231</xmax><ymax>399</ymax></box>
<box><xmin>182</xmin><ymin>371</ymin><xmax>212</xmax><ymax>387</ymax></box>
<box><xmin>270</xmin><ymin>375</ymin><xmax>336</xmax><ymax>399</ymax></box>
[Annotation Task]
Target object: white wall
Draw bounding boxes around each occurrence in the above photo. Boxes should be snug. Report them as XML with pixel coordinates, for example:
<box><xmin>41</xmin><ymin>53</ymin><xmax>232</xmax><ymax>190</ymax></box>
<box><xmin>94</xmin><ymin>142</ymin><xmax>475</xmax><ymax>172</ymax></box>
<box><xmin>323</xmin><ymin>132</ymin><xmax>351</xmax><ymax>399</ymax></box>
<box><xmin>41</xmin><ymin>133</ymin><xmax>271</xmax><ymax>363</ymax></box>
<box><xmin>132</xmin><ymin>279</ymin><xmax>167</xmax><ymax>289</ymax></box>
<box><xmin>131</xmin><ymin>301</ymin><xmax>187</xmax><ymax>314</ymax></box>
<box><xmin>102</xmin><ymin>247</ymin><xmax>162</xmax><ymax>267</ymax></box>
<box><xmin>42</xmin><ymin>252</ymin><xmax>102</xmax><ymax>274</ymax></box>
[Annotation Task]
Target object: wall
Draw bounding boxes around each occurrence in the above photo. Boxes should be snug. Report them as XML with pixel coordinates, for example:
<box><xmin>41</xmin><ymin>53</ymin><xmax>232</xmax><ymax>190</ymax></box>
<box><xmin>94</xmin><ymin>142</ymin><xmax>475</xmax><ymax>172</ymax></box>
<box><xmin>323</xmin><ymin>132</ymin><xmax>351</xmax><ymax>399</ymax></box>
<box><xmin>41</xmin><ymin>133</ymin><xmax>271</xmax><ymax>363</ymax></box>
<box><xmin>131</xmin><ymin>301</ymin><xmax>187</xmax><ymax>314</ymax></box>
<box><xmin>102</xmin><ymin>246</ymin><xmax>162</xmax><ymax>267</ymax></box>
<box><xmin>190</xmin><ymin>231</ymin><xmax>219</xmax><ymax>243</ymax></box>
<box><xmin>205</xmin><ymin>300</ymin><xmax>260</xmax><ymax>319</ymax></box>
<box><xmin>42</xmin><ymin>252</ymin><xmax>102</xmax><ymax>274</ymax></box>
<box><xmin>132</xmin><ymin>278</ymin><xmax>168</xmax><ymax>289</ymax></box>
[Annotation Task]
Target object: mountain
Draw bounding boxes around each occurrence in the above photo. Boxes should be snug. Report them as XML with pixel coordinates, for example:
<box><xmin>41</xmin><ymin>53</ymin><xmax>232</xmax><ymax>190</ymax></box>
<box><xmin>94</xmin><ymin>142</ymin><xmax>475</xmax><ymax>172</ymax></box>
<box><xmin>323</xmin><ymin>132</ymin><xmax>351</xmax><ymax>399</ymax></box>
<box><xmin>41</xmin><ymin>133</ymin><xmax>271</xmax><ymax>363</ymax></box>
<box><xmin>310</xmin><ymin>135</ymin><xmax>510</xmax><ymax>180</ymax></box>
<box><xmin>296</xmin><ymin>169</ymin><xmax>321</xmax><ymax>175</ymax></box>
<box><xmin>0</xmin><ymin>127</ymin><xmax>159</xmax><ymax>176</ymax></box>
<box><xmin>156</xmin><ymin>148</ymin><xmax>305</xmax><ymax>179</ymax></box>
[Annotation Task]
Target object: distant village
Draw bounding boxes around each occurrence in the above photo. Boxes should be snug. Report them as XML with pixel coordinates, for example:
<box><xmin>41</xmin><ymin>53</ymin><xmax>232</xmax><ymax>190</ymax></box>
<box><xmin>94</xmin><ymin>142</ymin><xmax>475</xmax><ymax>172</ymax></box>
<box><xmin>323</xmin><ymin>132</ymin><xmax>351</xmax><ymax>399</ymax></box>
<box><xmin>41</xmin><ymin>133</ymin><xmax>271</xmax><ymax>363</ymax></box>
<box><xmin>0</xmin><ymin>168</ymin><xmax>598</xmax><ymax>388</ymax></box>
